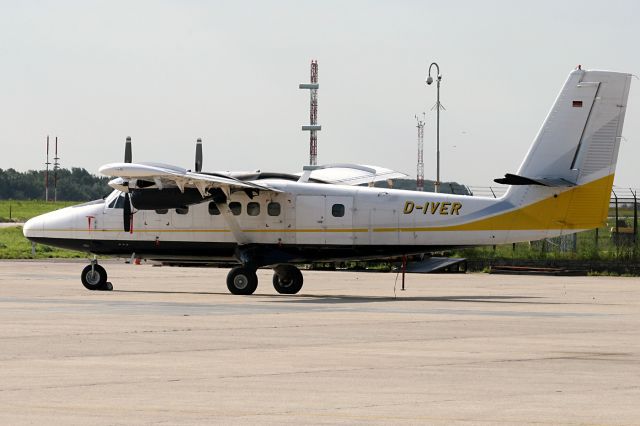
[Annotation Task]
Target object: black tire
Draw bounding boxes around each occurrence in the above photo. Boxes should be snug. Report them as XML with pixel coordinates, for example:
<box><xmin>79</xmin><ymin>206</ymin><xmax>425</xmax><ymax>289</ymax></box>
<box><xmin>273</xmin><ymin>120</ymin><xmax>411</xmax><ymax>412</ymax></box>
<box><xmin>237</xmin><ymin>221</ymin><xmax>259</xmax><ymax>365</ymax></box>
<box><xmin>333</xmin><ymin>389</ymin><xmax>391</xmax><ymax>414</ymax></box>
<box><xmin>81</xmin><ymin>264</ymin><xmax>109</xmax><ymax>291</ymax></box>
<box><xmin>272</xmin><ymin>265</ymin><xmax>304</xmax><ymax>295</ymax></box>
<box><xmin>226</xmin><ymin>267</ymin><xmax>258</xmax><ymax>295</ymax></box>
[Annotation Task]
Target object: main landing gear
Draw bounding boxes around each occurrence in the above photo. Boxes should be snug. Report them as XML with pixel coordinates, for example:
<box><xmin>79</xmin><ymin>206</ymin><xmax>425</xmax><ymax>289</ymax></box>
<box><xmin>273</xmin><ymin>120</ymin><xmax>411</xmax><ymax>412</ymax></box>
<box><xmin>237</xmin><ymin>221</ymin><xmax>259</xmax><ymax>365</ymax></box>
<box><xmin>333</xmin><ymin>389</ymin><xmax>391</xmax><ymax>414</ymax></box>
<box><xmin>226</xmin><ymin>266</ymin><xmax>258</xmax><ymax>295</ymax></box>
<box><xmin>225</xmin><ymin>264</ymin><xmax>304</xmax><ymax>295</ymax></box>
<box><xmin>81</xmin><ymin>259</ymin><xmax>113</xmax><ymax>291</ymax></box>
<box><xmin>272</xmin><ymin>264</ymin><xmax>304</xmax><ymax>295</ymax></box>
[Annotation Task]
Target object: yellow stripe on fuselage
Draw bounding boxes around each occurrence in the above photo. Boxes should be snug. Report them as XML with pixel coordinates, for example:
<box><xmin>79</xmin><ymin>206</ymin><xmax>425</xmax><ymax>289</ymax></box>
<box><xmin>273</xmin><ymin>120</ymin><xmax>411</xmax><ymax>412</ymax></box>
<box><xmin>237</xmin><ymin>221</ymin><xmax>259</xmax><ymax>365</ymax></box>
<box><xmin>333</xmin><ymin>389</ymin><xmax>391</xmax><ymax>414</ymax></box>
<box><xmin>374</xmin><ymin>174</ymin><xmax>614</xmax><ymax>232</ymax></box>
<box><xmin>39</xmin><ymin>228</ymin><xmax>369</xmax><ymax>234</ymax></box>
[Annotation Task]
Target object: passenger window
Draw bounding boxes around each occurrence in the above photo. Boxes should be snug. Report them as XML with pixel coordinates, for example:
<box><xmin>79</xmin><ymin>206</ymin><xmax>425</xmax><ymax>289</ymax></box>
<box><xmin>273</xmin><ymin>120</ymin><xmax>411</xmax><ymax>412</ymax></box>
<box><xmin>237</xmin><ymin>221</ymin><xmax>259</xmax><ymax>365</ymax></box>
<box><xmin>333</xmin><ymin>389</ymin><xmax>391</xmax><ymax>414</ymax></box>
<box><xmin>229</xmin><ymin>202</ymin><xmax>242</xmax><ymax>216</ymax></box>
<box><xmin>247</xmin><ymin>202</ymin><xmax>260</xmax><ymax>216</ymax></box>
<box><xmin>267</xmin><ymin>202</ymin><xmax>281</xmax><ymax>216</ymax></box>
<box><xmin>176</xmin><ymin>206</ymin><xmax>189</xmax><ymax>215</ymax></box>
<box><xmin>155</xmin><ymin>209</ymin><xmax>168</xmax><ymax>215</ymax></box>
<box><xmin>208</xmin><ymin>202</ymin><xmax>220</xmax><ymax>215</ymax></box>
<box><xmin>332</xmin><ymin>204</ymin><xmax>345</xmax><ymax>217</ymax></box>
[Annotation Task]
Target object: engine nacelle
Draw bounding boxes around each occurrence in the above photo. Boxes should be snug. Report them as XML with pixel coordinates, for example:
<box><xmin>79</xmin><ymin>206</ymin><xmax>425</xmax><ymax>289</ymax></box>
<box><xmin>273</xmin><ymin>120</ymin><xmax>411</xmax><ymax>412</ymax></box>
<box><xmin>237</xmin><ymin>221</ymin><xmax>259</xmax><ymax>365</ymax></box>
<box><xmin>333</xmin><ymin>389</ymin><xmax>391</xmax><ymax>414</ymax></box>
<box><xmin>130</xmin><ymin>188</ymin><xmax>210</xmax><ymax>210</ymax></box>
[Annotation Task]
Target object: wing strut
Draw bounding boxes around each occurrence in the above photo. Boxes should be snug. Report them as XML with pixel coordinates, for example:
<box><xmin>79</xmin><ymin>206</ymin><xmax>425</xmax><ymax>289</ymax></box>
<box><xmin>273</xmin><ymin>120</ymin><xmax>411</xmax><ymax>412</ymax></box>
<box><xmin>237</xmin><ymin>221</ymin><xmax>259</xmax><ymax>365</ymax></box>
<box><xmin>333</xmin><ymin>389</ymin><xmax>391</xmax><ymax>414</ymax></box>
<box><xmin>211</xmin><ymin>189</ymin><xmax>250</xmax><ymax>245</ymax></box>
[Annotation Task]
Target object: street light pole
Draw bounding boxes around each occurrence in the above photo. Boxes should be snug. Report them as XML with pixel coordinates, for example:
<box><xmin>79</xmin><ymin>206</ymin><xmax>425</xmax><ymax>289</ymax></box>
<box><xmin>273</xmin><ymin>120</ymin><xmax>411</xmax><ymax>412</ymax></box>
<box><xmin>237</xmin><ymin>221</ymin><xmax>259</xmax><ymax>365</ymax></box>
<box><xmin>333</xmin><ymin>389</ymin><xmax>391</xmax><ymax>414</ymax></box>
<box><xmin>426</xmin><ymin>62</ymin><xmax>442</xmax><ymax>193</ymax></box>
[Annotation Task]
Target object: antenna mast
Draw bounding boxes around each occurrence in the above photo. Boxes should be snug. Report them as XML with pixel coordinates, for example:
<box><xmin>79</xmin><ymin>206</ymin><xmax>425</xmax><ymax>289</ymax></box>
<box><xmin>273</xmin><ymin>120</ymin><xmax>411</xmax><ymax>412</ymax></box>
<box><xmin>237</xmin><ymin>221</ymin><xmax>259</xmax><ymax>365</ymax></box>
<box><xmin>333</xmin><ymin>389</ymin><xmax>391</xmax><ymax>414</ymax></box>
<box><xmin>415</xmin><ymin>113</ymin><xmax>425</xmax><ymax>191</ymax></box>
<box><xmin>299</xmin><ymin>60</ymin><xmax>321</xmax><ymax>165</ymax></box>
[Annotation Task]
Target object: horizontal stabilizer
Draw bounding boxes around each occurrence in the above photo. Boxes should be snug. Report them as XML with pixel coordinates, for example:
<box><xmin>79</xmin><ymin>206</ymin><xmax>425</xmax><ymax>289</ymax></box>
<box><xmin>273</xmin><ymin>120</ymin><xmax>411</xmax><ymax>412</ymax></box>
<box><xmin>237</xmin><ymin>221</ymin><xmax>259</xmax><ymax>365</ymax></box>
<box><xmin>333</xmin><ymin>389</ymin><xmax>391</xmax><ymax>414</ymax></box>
<box><xmin>494</xmin><ymin>173</ymin><xmax>576</xmax><ymax>187</ymax></box>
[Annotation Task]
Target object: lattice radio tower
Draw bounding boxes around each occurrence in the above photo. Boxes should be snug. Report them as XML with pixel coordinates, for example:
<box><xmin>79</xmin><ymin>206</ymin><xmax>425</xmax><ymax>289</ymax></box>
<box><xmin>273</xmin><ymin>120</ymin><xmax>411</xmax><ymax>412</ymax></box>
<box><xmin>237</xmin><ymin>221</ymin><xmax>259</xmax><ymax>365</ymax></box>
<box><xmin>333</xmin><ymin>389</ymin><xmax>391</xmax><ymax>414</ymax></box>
<box><xmin>44</xmin><ymin>136</ymin><xmax>51</xmax><ymax>202</ymax></box>
<box><xmin>299</xmin><ymin>60</ymin><xmax>321</xmax><ymax>165</ymax></box>
<box><xmin>415</xmin><ymin>113</ymin><xmax>426</xmax><ymax>191</ymax></box>
<box><xmin>53</xmin><ymin>137</ymin><xmax>60</xmax><ymax>202</ymax></box>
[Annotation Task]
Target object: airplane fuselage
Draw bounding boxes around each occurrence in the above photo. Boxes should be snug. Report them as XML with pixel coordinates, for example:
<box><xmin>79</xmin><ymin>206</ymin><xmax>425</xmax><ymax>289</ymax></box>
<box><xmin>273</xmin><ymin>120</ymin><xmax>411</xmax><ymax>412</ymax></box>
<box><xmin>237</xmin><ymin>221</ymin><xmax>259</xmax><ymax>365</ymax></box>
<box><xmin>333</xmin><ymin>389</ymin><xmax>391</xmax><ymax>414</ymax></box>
<box><xmin>24</xmin><ymin>178</ymin><xmax>593</xmax><ymax>265</ymax></box>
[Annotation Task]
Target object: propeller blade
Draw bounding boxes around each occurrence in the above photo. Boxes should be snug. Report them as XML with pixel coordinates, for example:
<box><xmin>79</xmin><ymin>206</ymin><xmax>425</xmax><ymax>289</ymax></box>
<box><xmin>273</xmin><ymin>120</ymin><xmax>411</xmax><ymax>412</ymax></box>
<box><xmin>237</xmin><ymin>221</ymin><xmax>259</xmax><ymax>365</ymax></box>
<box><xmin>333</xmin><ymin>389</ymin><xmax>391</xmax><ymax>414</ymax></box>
<box><xmin>125</xmin><ymin>136</ymin><xmax>132</xmax><ymax>163</ymax></box>
<box><xmin>123</xmin><ymin>192</ymin><xmax>132</xmax><ymax>233</ymax></box>
<box><xmin>195</xmin><ymin>138</ymin><xmax>203</xmax><ymax>172</ymax></box>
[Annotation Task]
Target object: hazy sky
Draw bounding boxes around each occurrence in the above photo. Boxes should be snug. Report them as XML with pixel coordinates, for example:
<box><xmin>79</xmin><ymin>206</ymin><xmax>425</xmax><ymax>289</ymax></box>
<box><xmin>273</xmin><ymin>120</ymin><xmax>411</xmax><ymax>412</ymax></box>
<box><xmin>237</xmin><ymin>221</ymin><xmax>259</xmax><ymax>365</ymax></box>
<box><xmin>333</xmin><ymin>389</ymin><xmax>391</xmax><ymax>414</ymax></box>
<box><xmin>1</xmin><ymin>0</ymin><xmax>639</xmax><ymax>188</ymax></box>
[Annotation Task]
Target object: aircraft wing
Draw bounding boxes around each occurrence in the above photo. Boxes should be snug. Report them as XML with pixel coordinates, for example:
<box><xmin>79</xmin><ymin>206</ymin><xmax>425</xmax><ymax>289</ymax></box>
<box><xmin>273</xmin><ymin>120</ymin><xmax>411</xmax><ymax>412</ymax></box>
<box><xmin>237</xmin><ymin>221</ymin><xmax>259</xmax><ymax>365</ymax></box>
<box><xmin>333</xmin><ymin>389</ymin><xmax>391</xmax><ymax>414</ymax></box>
<box><xmin>99</xmin><ymin>162</ymin><xmax>281</xmax><ymax>195</ymax></box>
<box><xmin>298</xmin><ymin>164</ymin><xmax>408</xmax><ymax>185</ymax></box>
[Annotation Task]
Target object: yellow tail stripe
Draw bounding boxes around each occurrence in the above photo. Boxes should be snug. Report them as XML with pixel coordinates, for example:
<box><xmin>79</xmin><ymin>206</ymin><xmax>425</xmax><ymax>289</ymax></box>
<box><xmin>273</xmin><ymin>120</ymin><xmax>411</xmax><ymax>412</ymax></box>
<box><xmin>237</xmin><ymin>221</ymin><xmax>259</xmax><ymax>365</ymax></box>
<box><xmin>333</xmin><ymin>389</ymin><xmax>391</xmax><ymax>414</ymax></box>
<box><xmin>373</xmin><ymin>174</ymin><xmax>614</xmax><ymax>233</ymax></box>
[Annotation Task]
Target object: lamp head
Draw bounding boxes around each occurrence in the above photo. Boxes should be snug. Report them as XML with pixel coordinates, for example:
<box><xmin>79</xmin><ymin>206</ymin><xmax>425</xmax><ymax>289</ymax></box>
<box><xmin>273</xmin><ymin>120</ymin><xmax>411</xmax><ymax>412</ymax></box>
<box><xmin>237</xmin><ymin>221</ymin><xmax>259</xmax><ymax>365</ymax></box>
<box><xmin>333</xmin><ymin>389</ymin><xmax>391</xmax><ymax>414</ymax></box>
<box><xmin>426</xmin><ymin>76</ymin><xmax>433</xmax><ymax>85</ymax></box>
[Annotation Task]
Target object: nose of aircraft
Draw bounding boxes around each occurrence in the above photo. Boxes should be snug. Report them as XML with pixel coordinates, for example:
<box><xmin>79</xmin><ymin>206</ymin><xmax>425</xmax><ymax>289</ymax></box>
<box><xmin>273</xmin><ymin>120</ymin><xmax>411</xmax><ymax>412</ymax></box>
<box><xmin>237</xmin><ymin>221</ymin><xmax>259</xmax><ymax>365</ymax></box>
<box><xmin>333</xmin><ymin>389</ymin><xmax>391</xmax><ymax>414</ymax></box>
<box><xmin>23</xmin><ymin>215</ymin><xmax>44</xmax><ymax>240</ymax></box>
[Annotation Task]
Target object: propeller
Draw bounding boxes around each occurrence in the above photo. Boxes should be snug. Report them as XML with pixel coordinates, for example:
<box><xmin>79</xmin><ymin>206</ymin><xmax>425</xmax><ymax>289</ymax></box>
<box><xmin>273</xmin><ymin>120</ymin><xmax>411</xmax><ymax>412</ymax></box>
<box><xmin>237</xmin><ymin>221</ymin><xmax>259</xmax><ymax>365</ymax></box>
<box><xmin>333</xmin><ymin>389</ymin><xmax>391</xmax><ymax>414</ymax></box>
<box><xmin>123</xmin><ymin>136</ymin><xmax>133</xmax><ymax>232</ymax></box>
<box><xmin>123</xmin><ymin>192</ymin><xmax>132</xmax><ymax>233</ymax></box>
<box><xmin>125</xmin><ymin>136</ymin><xmax>132</xmax><ymax>163</ymax></box>
<box><xmin>195</xmin><ymin>138</ymin><xmax>203</xmax><ymax>172</ymax></box>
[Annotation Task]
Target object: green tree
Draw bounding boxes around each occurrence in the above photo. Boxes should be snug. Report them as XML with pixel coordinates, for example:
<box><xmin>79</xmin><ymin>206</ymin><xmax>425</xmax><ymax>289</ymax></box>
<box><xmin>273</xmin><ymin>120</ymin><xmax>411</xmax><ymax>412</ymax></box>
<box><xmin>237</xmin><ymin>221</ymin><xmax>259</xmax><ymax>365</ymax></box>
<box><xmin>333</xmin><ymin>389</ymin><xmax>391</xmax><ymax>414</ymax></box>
<box><xmin>0</xmin><ymin>168</ymin><xmax>110</xmax><ymax>201</ymax></box>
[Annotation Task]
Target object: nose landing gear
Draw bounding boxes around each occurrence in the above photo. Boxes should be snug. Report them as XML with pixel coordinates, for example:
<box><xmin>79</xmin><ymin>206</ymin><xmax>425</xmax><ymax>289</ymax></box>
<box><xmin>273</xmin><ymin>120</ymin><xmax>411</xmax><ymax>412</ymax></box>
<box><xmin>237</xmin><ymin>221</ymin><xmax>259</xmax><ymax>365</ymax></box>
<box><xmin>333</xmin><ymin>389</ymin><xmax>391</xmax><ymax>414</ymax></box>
<box><xmin>81</xmin><ymin>260</ymin><xmax>113</xmax><ymax>291</ymax></box>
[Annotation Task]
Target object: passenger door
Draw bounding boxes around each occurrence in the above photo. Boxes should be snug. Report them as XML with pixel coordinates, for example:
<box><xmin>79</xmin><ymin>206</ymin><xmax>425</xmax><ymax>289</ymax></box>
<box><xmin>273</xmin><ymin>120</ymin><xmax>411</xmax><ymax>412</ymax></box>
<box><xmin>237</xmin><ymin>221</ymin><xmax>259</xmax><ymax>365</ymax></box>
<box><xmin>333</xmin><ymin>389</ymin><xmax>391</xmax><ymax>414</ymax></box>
<box><xmin>324</xmin><ymin>196</ymin><xmax>354</xmax><ymax>245</ymax></box>
<box><xmin>295</xmin><ymin>195</ymin><xmax>326</xmax><ymax>244</ymax></box>
<box><xmin>143</xmin><ymin>209</ymin><xmax>171</xmax><ymax>240</ymax></box>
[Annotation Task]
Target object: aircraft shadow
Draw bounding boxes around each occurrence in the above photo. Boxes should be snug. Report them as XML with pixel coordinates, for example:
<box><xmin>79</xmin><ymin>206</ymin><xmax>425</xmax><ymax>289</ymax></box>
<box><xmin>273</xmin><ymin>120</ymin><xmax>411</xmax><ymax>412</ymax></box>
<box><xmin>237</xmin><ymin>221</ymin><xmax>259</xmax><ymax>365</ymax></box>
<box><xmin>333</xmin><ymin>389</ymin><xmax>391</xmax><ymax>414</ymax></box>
<box><xmin>113</xmin><ymin>290</ymin><xmax>578</xmax><ymax>306</ymax></box>
<box><xmin>113</xmin><ymin>289</ymin><xmax>229</xmax><ymax>296</ymax></box>
<box><xmin>264</xmin><ymin>294</ymin><xmax>611</xmax><ymax>306</ymax></box>
<box><xmin>262</xmin><ymin>294</ymin><xmax>558</xmax><ymax>305</ymax></box>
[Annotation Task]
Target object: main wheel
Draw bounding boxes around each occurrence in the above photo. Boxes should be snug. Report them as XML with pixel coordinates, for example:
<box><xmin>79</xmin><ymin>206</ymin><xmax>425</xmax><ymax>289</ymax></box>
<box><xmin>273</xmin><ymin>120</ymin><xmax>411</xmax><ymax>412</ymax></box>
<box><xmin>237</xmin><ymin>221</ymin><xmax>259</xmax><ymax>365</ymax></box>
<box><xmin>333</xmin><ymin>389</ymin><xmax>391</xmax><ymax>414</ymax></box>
<box><xmin>272</xmin><ymin>265</ymin><xmax>303</xmax><ymax>295</ymax></box>
<box><xmin>81</xmin><ymin>264</ymin><xmax>109</xmax><ymax>291</ymax></box>
<box><xmin>226</xmin><ymin>267</ymin><xmax>258</xmax><ymax>295</ymax></box>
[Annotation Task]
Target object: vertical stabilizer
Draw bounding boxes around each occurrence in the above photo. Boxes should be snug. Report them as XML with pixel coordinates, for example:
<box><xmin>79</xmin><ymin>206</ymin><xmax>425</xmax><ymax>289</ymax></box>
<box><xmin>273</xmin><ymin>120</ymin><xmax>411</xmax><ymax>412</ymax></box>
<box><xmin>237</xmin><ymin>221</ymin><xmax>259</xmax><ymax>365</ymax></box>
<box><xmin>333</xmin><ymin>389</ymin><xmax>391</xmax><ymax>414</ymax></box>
<box><xmin>502</xmin><ymin>69</ymin><xmax>632</xmax><ymax>233</ymax></box>
<box><xmin>516</xmin><ymin>69</ymin><xmax>631</xmax><ymax>184</ymax></box>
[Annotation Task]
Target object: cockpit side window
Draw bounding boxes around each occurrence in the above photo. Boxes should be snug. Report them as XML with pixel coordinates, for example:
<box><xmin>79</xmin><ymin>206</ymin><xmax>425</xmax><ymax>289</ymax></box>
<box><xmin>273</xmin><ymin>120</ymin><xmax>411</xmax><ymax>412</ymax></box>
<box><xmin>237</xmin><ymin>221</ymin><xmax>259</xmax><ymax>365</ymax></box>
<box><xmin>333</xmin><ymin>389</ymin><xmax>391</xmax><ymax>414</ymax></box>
<box><xmin>113</xmin><ymin>194</ymin><xmax>126</xmax><ymax>209</ymax></box>
<box><xmin>106</xmin><ymin>192</ymin><xmax>127</xmax><ymax>209</ymax></box>
<box><xmin>105</xmin><ymin>190</ymin><xmax>121</xmax><ymax>209</ymax></box>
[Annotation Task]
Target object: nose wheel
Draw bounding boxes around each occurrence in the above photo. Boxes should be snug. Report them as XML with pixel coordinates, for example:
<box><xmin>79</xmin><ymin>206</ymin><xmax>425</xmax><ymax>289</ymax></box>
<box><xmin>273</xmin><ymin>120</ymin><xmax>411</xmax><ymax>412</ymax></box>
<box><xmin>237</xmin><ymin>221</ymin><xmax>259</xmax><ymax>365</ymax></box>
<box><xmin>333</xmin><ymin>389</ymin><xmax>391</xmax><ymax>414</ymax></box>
<box><xmin>81</xmin><ymin>262</ymin><xmax>113</xmax><ymax>291</ymax></box>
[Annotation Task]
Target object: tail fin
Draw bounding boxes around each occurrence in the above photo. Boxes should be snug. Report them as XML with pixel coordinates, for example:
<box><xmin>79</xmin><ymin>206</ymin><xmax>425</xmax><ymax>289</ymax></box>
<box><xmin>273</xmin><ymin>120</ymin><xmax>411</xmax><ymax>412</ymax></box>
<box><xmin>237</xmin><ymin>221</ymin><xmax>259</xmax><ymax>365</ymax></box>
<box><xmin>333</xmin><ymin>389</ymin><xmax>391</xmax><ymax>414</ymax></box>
<box><xmin>502</xmin><ymin>68</ymin><xmax>632</xmax><ymax>232</ymax></box>
<box><xmin>516</xmin><ymin>68</ymin><xmax>631</xmax><ymax>184</ymax></box>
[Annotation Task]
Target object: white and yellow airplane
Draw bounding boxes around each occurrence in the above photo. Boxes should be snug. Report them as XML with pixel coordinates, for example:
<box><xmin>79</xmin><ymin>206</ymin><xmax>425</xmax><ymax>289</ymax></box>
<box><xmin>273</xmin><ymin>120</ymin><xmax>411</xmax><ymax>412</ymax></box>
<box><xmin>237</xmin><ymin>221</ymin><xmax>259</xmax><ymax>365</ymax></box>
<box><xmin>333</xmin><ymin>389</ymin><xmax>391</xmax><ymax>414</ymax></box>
<box><xmin>23</xmin><ymin>68</ymin><xmax>632</xmax><ymax>295</ymax></box>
